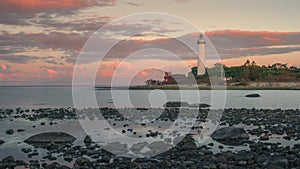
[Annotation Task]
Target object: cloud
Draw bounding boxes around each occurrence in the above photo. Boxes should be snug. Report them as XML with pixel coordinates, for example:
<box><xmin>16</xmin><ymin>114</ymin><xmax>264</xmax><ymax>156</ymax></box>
<box><xmin>2</xmin><ymin>29</ymin><xmax>300</xmax><ymax>67</ymax></box>
<box><xmin>0</xmin><ymin>54</ymin><xmax>39</xmax><ymax>64</ymax></box>
<box><xmin>206</xmin><ymin>30</ymin><xmax>300</xmax><ymax>58</ymax></box>
<box><xmin>0</xmin><ymin>0</ymin><xmax>115</xmax><ymax>26</ymax></box>
<box><xmin>0</xmin><ymin>63</ymin><xmax>23</xmax><ymax>80</ymax></box>
<box><xmin>124</xmin><ymin>2</ymin><xmax>141</xmax><ymax>6</ymax></box>
<box><xmin>0</xmin><ymin>0</ymin><xmax>116</xmax><ymax>13</ymax></box>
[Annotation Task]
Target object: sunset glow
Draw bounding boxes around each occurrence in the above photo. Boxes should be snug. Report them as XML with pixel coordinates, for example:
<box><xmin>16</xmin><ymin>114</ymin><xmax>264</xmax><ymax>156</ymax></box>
<box><xmin>0</xmin><ymin>0</ymin><xmax>300</xmax><ymax>85</ymax></box>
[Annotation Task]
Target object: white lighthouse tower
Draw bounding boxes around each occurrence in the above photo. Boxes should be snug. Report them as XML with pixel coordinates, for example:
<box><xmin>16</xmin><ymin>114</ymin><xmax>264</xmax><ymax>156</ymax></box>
<box><xmin>197</xmin><ymin>33</ymin><xmax>206</xmax><ymax>75</ymax></box>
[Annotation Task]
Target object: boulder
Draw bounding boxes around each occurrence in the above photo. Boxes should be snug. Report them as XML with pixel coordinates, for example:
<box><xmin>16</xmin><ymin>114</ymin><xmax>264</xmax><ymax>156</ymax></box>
<box><xmin>245</xmin><ymin>93</ymin><xmax>260</xmax><ymax>98</ymax></box>
<box><xmin>211</xmin><ymin>127</ymin><xmax>249</xmax><ymax>146</ymax></box>
<box><xmin>0</xmin><ymin>140</ymin><xmax>4</xmax><ymax>145</ymax></box>
<box><xmin>84</xmin><ymin>135</ymin><xmax>92</xmax><ymax>146</ymax></box>
<box><xmin>24</xmin><ymin>132</ymin><xmax>76</xmax><ymax>145</ymax></box>
<box><xmin>190</xmin><ymin>103</ymin><xmax>211</xmax><ymax>108</ymax></box>
<box><xmin>163</xmin><ymin>101</ymin><xmax>189</xmax><ymax>108</ymax></box>
<box><xmin>5</xmin><ymin>129</ymin><xmax>14</xmax><ymax>135</ymax></box>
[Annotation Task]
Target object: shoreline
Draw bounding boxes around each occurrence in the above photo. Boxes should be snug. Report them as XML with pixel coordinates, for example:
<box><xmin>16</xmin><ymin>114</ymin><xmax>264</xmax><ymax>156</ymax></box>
<box><xmin>1</xmin><ymin>107</ymin><xmax>300</xmax><ymax>168</ymax></box>
<box><xmin>127</xmin><ymin>85</ymin><xmax>300</xmax><ymax>90</ymax></box>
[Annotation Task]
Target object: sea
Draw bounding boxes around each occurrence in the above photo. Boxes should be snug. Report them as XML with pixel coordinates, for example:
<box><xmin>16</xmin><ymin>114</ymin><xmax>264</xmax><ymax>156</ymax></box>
<box><xmin>0</xmin><ymin>86</ymin><xmax>299</xmax><ymax>109</ymax></box>
<box><xmin>0</xmin><ymin>86</ymin><xmax>299</xmax><ymax>161</ymax></box>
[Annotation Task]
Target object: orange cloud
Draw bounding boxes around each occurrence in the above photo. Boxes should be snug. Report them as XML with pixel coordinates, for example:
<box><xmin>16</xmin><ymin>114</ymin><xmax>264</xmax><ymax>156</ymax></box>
<box><xmin>1</xmin><ymin>64</ymin><xmax>7</xmax><ymax>70</ymax></box>
<box><xmin>46</xmin><ymin>69</ymin><xmax>59</xmax><ymax>78</ymax></box>
<box><xmin>262</xmin><ymin>36</ymin><xmax>280</xmax><ymax>43</ymax></box>
<box><xmin>138</xmin><ymin>71</ymin><xmax>148</xmax><ymax>77</ymax></box>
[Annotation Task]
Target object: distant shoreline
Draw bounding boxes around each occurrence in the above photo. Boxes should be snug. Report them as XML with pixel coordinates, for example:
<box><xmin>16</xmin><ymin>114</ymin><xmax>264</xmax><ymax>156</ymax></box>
<box><xmin>127</xmin><ymin>85</ymin><xmax>300</xmax><ymax>90</ymax></box>
<box><xmin>125</xmin><ymin>82</ymin><xmax>300</xmax><ymax>90</ymax></box>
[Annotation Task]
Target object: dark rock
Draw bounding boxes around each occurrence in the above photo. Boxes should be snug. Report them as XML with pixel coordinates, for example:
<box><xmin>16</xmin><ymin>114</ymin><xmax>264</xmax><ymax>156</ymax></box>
<box><xmin>234</xmin><ymin>150</ymin><xmax>255</xmax><ymax>162</ymax></box>
<box><xmin>2</xmin><ymin>156</ymin><xmax>15</xmax><ymax>164</ymax></box>
<box><xmin>45</xmin><ymin>162</ymin><xmax>60</xmax><ymax>169</ymax></box>
<box><xmin>61</xmin><ymin>165</ymin><xmax>71</xmax><ymax>169</ymax></box>
<box><xmin>211</xmin><ymin>127</ymin><xmax>249</xmax><ymax>146</ymax></box>
<box><xmin>0</xmin><ymin>140</ymin><xmax>4</xmax><ymax>145</ymax></box>
<box><xmin>260</xmin><ymin>134</ymin><xmax>269</xmax><ymax>141</ymax></box>
<box><xmin>5</xmin><ymin>129</ymin><xmax>14</xmax><ymax>135</ymax></box>
<box><xmin>2</xmin><ymin>156</ymin><xmax>16</xmax><ymax>168</ymax></box>
<box><xmin>190</xmin><ymin>103</ymin><xmax>211</xmax><ymax>108</ymax></box>
<box><xmin>84</xmin><ymin>135</ymin><xmax>92</xmax><ymax>146</ymax></box>
<box><xmin>163</xmin><ymin>101</ymin><xmax>189</xmax><ymax>108</ymax></box>
<box><xmin>255</xmin><ymin>153</ymin><xmax>269</xmax><ymax>163</ymax></box>
<box><xmin>74</xmin><ymin>157</ymin><xmax>93</xmax><ymax>169</ymax></box>
<box><xmin>245</xmin><ymin>93</ymin><xmax>260</xmax><ymax>98</ymax></box>
<box><xmin>24</xmin><ymin>132</ymin><xmax>76</xmax><ymax>145</ymax></box>
<box><xmin>17</xmin><ymin>129</ymin><xmax>25</xmax><ymax>132</ymax></box>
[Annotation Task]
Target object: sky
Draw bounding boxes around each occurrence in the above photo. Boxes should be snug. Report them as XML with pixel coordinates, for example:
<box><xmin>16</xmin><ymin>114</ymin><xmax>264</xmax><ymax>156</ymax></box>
<box><xmin>0</xmin><ymin>0</ymin><xmax>300</xmax><ymax>85</ymax></box>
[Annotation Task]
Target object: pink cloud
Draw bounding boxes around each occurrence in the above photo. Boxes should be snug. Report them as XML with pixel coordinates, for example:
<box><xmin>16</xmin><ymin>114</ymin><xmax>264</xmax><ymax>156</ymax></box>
<box><xmin>0</xmin><ymin>0</ymin><xmax>116</xmax><ymax>13</ymax></box>
<box><xmin>46</xmin><ymin>69</ymin><xmax>59</xmax><ymax>78</ymax></box>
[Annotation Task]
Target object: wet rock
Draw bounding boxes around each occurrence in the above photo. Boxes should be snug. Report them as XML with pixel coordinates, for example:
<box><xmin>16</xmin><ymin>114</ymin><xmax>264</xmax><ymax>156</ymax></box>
<box><xmin>177</xmin><ymin>137</ymin><xmax>197</xmax><ymax>150</ymax></box>
<box><xmin>45</xmin><ymin>162</ymin><xmax>60</xmax><ymax>169</ymax></box>
<box><xmin>190</xmin><ymin>103</ymin><xmax>211</xmax><ymax>108</ymax></box>
<box><xmin>163</xmin><ymin>101</ymin><xmax>189</xmax><ymax>108</ymax></box>
<box><xmin>0</xmin><ymin>140</ymin><xmax>4</xmax><ymax>145</ymax></box>
<box><xmin>5</xmin><ymin>129</ymin><xmax>14</xmax><ymax>135</ymax></box>
<box><xmin>260</xmin><ymin>134</ymin><xmax>270</xmax><ymax>141</ymax></box>
<box><xmin>255</xmin><ymin>153</ymin><xmax>269</xmax><ymax>164</ymax></box>
<box><xmin>24</xmin><ymin>132</ymin><xmax>76</xmax><ymax>146</ymax></box>
<box><xmin>17</xmin><ymin>129</ymin><xmax>25</xmax><ymax>132</ymax></box>
<box><xmin>103</xmin><ymin>142</ymin><xmax>128</xmax><ymax>155</ymax></box>
<box><xmin>74</xmin><ymin>157</ymin><xmax>93</xmax><ymax>169</ymax></box>
<box><xmin>234</xmin><ymin>150</ymin><xmax>255</xmax><ymax>162</ymax></box>
<box><xmin>84</xmin><ymin>135</ymin><xmax>92</xmax><ymax>146</ymax></box>
<box><xmin>29</xmin><ymin>160</ymin><xmax>40</xmax><ymax>169</ymax></box>
<box><xmin>211</xmin><ymin>127</ymin><xmax>249</xmax><ymax>146</ymax></box>
<box><xmin>245</xmin><ymin>93</ymin><xmax>260</xmax><ymax>98</ymax></box>
<box><xmin>1</xmin><ymin>156</ymin><xmax>15</xmax><ymax>168</ymax></box>
<box><xmin>130</xmin><ymin>142</ymin><xmax>148</xmax><ymax>153</ymax></box>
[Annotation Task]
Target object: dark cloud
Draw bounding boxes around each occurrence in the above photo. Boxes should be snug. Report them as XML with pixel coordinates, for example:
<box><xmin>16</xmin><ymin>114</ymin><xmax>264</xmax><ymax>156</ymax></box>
<box><xmin>0</xmin><ymin>0</ymin><xmax>115</xmax><ymax>26</ymax></box>
<box><xmin>206</xmin><ymin>30</ymin><xmax>300</xmax><ymax>58</ymax></box>
<box><xmin>2</xmin><ymin>29</ymin><xmax>300</xmax><ymax>66</ymax></box>
<box><xmin>0</xmin><ymin>54</ymin><xmax>39</xmax><ymax>64</ymax></box>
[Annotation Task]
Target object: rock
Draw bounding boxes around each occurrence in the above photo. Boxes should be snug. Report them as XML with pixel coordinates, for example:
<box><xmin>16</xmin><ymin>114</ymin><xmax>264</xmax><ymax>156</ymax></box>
<box><xmin>211</xmin><ymin>127</ymin><xmax>249</xmax><ymax>146</ymax></box>
<box><xmin>0</xmin><ymin>140</ymin><xmax>4</xmax><ymax>145</ymax></box>
<box><xmin>163</xmin><ymin>101</ymin><xmax>189</xmax><ymax>108</ymax></box>
<box><xmin>2</xmin><ymin>156</ymin><xmax>15</xmax><ymax>163</ymax></box>
<box><xmin>130</xmin><ymin>142</ymin><xmax>148</xmax><ymax>153</ymax></box>
<box><xmin>177</xmin><ymin>137</ymin><xmax>197</xmax><ymax>150</ymax></box>
<box><xmin>84</xmin><ymin>135</ymin><xmax>92</xmax><ymax>146</ymax></box>
<box><xmin>103</xmin><ymin>142</ymin><xmax>128</xmax><ymax>155</ymax></box>
<box><xmin>2</xmin><ymin>156</ymin><xmax>15</xmax><ymax>168</ymax></box>
<box><xmin>234</xmin><ymin>150</ymin><xmax>255</xmax><ymax>162</ymax></box>
<box><xmin>45</xmin><ymin>162</ymin><xmax>60</xmax><ymax>169</ymax></box>
<box><xmin>260</xmin><ymin>134</ymin><xmax>269</xmax><ymax>141</ymax></box>
<box><xmin>74</xmin><ymin>157</ymin><xmax>93</xmax><ymax>169</ymax></box>
<box><xmin>24</xmin><ymin>132</ymin><xmax>76</xmax><ymax>145</ymax></box>
<box><xmin>190</xmin><ymin>103</ymin><xmax>211</xmax><ymax>108</ymax></box>
<box><xmin>245</xmin><ymin>93</ymin><xmax>260</xmax><ymax>98</ymax></box>
<box><xmin>5</xmin><ymin>129</ymin><xmax>14</xmax><ymax>135</ymax></box>
<box><xmin>265</xmin><ymin>163</ymin><xmax>284</xmax><ymax>169</ymax></box>
<box><xmin>17</xmin><ymin>129</ymin><xmax>25</xmax><ymax>132</ymax></box>
<box><xmin>255</xmin><ymin>153</ymin><xmax>269</xmax><ymax>163</ymax></box>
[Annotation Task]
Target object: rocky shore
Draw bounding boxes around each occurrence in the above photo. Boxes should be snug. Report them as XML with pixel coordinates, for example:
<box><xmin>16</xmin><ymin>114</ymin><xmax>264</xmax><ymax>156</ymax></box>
<box><xmin>1</xmin><ymin>107</ymin><xmax>300</xmax><ymax>168</ymax></box>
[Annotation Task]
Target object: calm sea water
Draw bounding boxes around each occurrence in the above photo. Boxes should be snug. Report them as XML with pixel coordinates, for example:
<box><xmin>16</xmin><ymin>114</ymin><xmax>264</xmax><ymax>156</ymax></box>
<box><xmin>0</xmin><ymin>86</ymin><xmax>299</xmax><ymax>109</ymax></box>
<box><xmin>0</xmin><ymin>86</ymin><xmax>299</xmax><ymax>160</ymax></box>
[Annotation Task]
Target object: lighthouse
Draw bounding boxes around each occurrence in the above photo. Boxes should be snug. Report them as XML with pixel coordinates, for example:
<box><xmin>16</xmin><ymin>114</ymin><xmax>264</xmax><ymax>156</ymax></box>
<box><xmin>197</xmin><ymin>33</ymin><xmax>206</xmax><ymax>75</ymax></box>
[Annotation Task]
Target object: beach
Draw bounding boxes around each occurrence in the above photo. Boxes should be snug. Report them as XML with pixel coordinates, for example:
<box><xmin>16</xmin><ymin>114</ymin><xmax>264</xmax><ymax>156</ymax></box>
<box><xmin>1</xmin><ymin>107</ymin><xmax>300</xmax><ymax>168</ymax></box>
